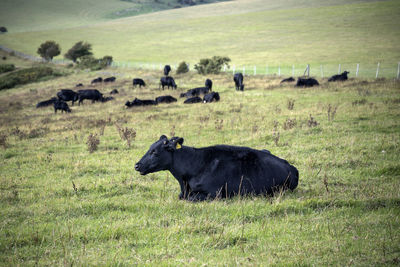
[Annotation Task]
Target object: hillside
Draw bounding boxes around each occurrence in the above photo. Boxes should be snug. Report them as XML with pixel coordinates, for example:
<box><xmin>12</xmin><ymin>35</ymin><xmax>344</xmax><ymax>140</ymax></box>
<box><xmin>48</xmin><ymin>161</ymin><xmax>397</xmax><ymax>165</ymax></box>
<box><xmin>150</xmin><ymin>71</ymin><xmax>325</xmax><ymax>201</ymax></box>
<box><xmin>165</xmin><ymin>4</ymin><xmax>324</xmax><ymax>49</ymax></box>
<box><xmin>0</xmin><ymin>0</ymin><xmax>399</xmax><ymax>70</ymax></box>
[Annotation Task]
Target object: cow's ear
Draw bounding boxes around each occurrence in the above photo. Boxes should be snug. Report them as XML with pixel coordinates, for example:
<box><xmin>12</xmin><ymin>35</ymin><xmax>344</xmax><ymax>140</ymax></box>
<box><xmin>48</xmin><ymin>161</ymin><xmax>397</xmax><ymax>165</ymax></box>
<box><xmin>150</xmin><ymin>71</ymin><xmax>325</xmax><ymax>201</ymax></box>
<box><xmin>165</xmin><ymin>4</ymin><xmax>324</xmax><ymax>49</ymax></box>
<box><xmin>159</xmin><ymin>135</ymin><xmax>168</xmax><ymax>141</ymax></box>
<box><xmin>174</xmin><ymin>137</ymin><xmax>184</xmax><ymax>149</ymax></box>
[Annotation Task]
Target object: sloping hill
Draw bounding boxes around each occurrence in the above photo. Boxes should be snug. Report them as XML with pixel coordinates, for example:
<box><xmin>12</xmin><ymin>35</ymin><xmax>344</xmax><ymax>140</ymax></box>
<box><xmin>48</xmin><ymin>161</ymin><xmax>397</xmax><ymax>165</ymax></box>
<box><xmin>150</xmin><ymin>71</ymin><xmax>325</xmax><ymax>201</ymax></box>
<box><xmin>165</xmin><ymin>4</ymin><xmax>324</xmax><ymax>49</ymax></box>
<box><xmin>1</xmin><ymin>0</ymin><xmax>399</xmax><ymax>68</ymax></box>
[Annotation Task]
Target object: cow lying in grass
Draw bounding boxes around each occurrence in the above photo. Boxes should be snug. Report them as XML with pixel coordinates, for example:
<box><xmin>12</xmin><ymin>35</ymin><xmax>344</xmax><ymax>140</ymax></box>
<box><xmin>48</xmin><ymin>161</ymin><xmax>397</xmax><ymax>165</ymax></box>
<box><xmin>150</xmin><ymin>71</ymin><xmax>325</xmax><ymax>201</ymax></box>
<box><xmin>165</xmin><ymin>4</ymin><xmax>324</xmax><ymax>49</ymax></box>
<box><xmin>135</xmin><ymin>135</ymin><xmax>299</xmax><ymax>201</ymax></box>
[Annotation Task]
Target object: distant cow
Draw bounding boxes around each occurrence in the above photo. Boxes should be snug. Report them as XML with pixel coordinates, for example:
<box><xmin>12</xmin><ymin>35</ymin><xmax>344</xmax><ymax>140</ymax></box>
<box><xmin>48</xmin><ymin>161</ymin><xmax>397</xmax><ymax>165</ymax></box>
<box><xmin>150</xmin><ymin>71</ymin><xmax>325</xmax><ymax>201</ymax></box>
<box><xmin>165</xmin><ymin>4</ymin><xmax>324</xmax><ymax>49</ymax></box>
<box><xmin>160</xmin><ymin>76</ymin><xmax>177</xmax><ymax>90</ymax></box>
<box><xmin>156</xmin><ymin>95</ymin><xmax>177</xmax><ymax>104</ymax></box>
<box><xmin>328</xmin><ymin>71</ymin><xmax>349</xmax><ymax>82</ymax></box>
<box><xmin>53</xmin><ymin>100</ymin><xmax>71</xmax><ymax>113</ymax></box>
<box><xmin>203</xmin><ymin>92</ymin><xmax>220</xmax><ymax>103</ymax></box>
<box><xmin>125</xmin><ymin>98</ymin><xmax>157</xmax><ymax>107</ymax></box>
<box><xmin>184</xmin><ymin>96</ymin><xmax>202</xmax><ymax>104</ymax></box>
<box><xmin>205</xmin><ymin>79</ymin><xmax>213</xmax><ymax>90</ymax></box>
<box><xmin>57</xmin><ymin>89</ymin><xmax>79</xmax><ymax>106</ymax></box>
<box><xmin>36</xmin><ymin>97</ymin><xmax>57</xmax><ymax>108</ymax></box>
<box><xmin>234</xmin><ymin>73</ymin><xmax>244</xmax><ymax>91</ymax></box>
<box><xmin>104</xmin><ymin>76</ymin><xmax>116</xmax><ymax>82</ymax></box>
<box><xmin>164</xmin><ymin>65</ymin><xmax>171</xmax><ymax>76</ymax></box>
<box><xmin>91</xmin><ymin>77</ymin><xmax>102</xmax><ymax>84</ymax></box>
<box><xmin>110</xmin><ymin>89</ymin><xmax>119</xmax><ymax>94</ymax></box>
<box><xmin>77</xmin><ymin>89</ymin><xmax>104</xmax><ymax>105</ymax></box>
<box><xmin>75</xmin><ymin>83</ymin><xmax>83</xmax><ymax>87</ymax></box>
<box><xmin>101</xmin><ymin>96</ymin><xmax>114</xmax><ymax>102</ymax></box>
<box><xmin>135</xmin><ymin>135</ymin><xmax>299</xmax><ymax>201</ymax></box>
<box><xmin>296</xmin><ymin>77</ymin><xmax>319</xmax><ymax>87</ymax></box>
<box><xmin>280</xmin><ymin>77</ymin><xmax>295</xmax><ymax>83</ymax></box>
<box><xmin>180</xmin><ymin>87</ymin><xmax>210</xmax><ymax>98</ymax></box>
<box><xmin>133</xmin><ymin>78</ymin><xmax>146</xmax><ymax>88</ymax></box>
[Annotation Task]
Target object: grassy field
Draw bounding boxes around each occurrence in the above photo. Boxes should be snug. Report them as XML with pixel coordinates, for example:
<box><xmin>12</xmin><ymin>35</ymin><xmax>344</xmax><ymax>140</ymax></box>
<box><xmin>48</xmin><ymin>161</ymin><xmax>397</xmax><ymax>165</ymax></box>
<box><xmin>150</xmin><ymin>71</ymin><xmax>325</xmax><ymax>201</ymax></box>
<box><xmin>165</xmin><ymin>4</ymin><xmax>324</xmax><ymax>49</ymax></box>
<box><xmin>0</xmin><ymin>51</ymin><xmax>399</xmax><ymax>265</ymax></box>
<box><xmin>1</xmin><ymin>0</ymin><xmax>399</xmax><ymax>72</ymax></box>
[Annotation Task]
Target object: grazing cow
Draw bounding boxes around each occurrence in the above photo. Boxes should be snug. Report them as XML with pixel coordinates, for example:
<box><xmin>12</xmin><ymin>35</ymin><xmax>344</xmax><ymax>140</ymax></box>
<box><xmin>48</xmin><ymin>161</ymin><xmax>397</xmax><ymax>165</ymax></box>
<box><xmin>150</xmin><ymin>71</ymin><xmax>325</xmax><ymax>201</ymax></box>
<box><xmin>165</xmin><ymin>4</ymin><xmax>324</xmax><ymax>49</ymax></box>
<box><xmin>203</xmin><ymin>92</ymin><xmax>220</xmax><ymax>103</ymax></box>
<box><xmin>53</xmin><ymin>100</ymin><xmax>71</xmax><ymax>113</ymax></box>
<box><xmin>156</xmin><ymin>95</ymin><xmax>177</xmax><ymax>104</ymax></box>
<box><xmin>104</xmin><ymin>76</ymin><xmax>116</xmax><ymax>82</ymax></box>
<box><xmin>234</xmin><ymin>73</ymin><xmax>244</xmax><ymax>91</ymax></box>
<box><xmin>135</xmin><ymin>135</ymin><xmax>299</xmax><ymax>201</ymax></box>
<box><xmin>296</xmin><ymin>77</ymin><xmax>319</xmax><ymax>87</ymax></box>
<box><xmin>91</xmin><ymin>77</ymin><xmax>102</xmax><ymax>84</ymax></box>
<box><xmin>180</xmin><ymin>87</ymin><xmax>210</xmax><ymax>98</ymax></box>
<box><xmin>57</xmin><ymin>89</ymin><xmax>79</xmax><ymax>106</ymax></box>
<box><xmin>133</xmin><ymin>78</ymin><xmax>146</xmax><ymax>88</ymax></box>
<box><xmin>101</xmin><ymin>96</ymin><xmax>114</xmax><ymax>102</ymax></box>
<box><xmin>280</xmin><ymin>77</ymin><xmax>295</xmax><ymax>83</ymax></box>
<box><xmin>184</xmin><ymin>96</ymin><xmax>202</xmax><ymax>104</ymax></box>
<box><xmin>328</xmin><ymin>71</ymin><xmax>349</xmax><ymax>82</ymax></box>
<box><xmin>75</xmin><ymin>83</ymin><xmax>83</xmax><ymax>87</ymax></box>
<box><xmin>160</xmin><ymin>76</ymin><xmax>177</xmax><ymax>90</ymax></box>
<box><xmin>77</xmin><ymin>89</ymin><xmax>104</xmax><ymax>105</ymax></box>
<box><xmin>36</xmin><ymin>97</ymin><xmax>57</xmax><ymax>108</ymax></box>
<box><xmin>164</xmin><ymin>65</ymin><xmax>171</xmax><ymax>76</ymax></box>
<box><xmin>125</xmin><ymin>98</ymin><xmax>157</xmax><ymax>107</ymax></box>
<box><xmin>110</xmin><ymin>89</ymin><xmax>119</xmax><ymax>94</ymax></box>
<box><xmin>205</xmin><ymin>79</ymin><xmax>213</xmax><ymax>90</ymax></box>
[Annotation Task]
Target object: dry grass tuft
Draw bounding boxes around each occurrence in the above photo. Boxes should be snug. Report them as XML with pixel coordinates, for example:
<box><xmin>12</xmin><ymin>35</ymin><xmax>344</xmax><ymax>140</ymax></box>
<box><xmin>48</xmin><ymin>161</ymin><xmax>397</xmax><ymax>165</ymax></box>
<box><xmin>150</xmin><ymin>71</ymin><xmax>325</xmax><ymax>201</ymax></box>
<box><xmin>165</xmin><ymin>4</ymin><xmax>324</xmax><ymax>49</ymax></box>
<box><xmin>86</xmin><ymin>133</ymin><xmax>100</xmax><ymax>153</ymax></box>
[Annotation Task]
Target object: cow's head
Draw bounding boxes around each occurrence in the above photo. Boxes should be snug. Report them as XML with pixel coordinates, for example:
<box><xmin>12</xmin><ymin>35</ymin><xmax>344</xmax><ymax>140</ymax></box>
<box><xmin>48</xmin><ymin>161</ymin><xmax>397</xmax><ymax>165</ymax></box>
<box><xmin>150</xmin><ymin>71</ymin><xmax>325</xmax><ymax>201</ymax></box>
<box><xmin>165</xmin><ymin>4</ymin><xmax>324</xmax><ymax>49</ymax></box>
<box><xmin>135</xmin><ymin>135</ymin><xmax>184</xmax><ymax>175</ymax></box>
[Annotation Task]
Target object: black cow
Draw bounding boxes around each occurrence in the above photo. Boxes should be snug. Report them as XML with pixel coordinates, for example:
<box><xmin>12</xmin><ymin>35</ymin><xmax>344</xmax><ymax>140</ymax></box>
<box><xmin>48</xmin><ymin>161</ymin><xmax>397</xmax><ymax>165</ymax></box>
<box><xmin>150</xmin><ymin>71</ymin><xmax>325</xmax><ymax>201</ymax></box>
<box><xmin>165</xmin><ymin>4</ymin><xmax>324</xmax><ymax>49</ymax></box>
<box><xmin>280</xmin><ymin>77</ymin><xmax>295</xmax><ymax>83</ymax></box>
<box><xmin>76</xmin><ymin>83</ymin><xmax>83</xmax><ymax>87</ymax></box>
<box><xmin>184</xmin><ymin>96</ymin><xmax>202</xmax><ymax>104</ymax></box>
<box><xmin>57</xmin><ymin>89</ymin><xmax>79</xmax><ymax>106</ymax></box>
<box><xmin>135</xmin><ymin>135</ymin><xmax>299</xmax><ymax>201</ymax></box>
<box><xmin>101</xmin><ymin>96</ymin><xmax>114</xmax><ymax>102</ymax></box>
<box><xmin>77</xmin><ymin>89</ymin><xmax>104</xmax><ymax>105</ymax></box>
<box><xmin>36</xmin><ymin>97</ymin><xmax>57</xmax><ymax>108</ymax></box>
<box><xmin>53</xmin><ymin>100</ymin><xmax>71</xmax><ymax>113</ymax></box>
<box><xmin>110</xmin><ymin>89</ymin><xmax>119</xmax><ymax>94</ymax></box>
<box><xmin>156</xmin><ymin>95</ymin><xmax>177</xmax><ymax>104</ymax></box>
<box><xmin>91</xmin><ymin>77</ymin><xmax>103</xmax><ymax>84</ymax></box>
<box><xmin>164</xmin><ymin>65</ymin><xmax>171</xmax><ymax>76</ymax></box>
<box><xmin>104</xmin><ymin>76</ymin><xmax>116</xmax><ymax>82</ymax></box>
<box><xmin>296</xmin><ymin>77</ymin><xmax>319</xmax><ymax>87</ymax></box>
<box><xmin>133</xmin><ymin>78</ymin><xmax>146</xmax><ymax>88</ymax></box>
<box><xmin>125</xmin><ymin>98</ymin><xmax>157</xmax><ymax>107</ymax></box>
<box><xmin>160</xmin><ymin>76</ymin><xmax>177</xmax><ymax>90</ymax></box>
<box><xmin>203</xmin><ymin>92</ymin><xmax>220</xmax><ymax>103</ymax></box>
<box><xmin>234</xmin><ymin>73</ymin><xmax>244</xmax><ymax>91</ymax></box>
<box><xmin>328</xmin><ymin>71</ymin><xmax>349</xmax><ymax>82</ymax></box>
<box><xmin>180</xmin><ymin>87</ymin><xmax>210</xmax><ymax>98</ymax></box>
<box><xmin>205</xmin><ymin>79</ymin><xmax>213</xmax><ymax>90</ymax></box>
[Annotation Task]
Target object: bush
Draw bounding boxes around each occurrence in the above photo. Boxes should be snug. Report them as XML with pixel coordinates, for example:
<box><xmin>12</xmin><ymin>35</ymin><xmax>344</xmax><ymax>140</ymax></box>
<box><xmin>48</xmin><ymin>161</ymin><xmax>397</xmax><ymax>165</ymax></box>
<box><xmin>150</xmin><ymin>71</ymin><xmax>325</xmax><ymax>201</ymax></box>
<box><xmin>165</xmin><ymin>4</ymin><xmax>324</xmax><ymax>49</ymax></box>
<box><xmin>64</xmin><ymin>41</ymin><xmax>92</xmax><ymax>63</ymax></box>
<box><xmin>176</xmin><ymin>61</ymin><xmax>189</xmax><ymax>74</ymax></box>
<box><xmin>194</xmin><ymin>56</ymin><xmax>230</xmax><ymax>75</ymax></box>
<box><xmin>0</xmin><ymin>26</ymin><xmax>7</xmax><ymax>33</ymax></box>
<box><xmin>0</xmin><ymin>66</ymin><xmax>56</xmax><ymax>90</ymax></box>
<box><xmin>37</xmin><ymin>41</ymin><xmax>61</xmax><ymax>61</ymax></box>
<box><xmin>0</xmin><ymin>64</ymin><xmax>15</xmax><ymax>74</ymax></box>
<box><xmin>77</xmin><ymin>55</ymin><xmax>113</xmax><ymax>71</ymax></box>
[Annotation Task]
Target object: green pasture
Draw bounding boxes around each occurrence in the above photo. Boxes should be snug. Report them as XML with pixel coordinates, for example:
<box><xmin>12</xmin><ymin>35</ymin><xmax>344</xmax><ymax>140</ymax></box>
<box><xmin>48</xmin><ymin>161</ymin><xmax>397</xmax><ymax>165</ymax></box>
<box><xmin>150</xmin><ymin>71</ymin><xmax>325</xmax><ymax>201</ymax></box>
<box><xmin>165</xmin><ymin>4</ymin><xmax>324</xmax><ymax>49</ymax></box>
<box><xmin>0</xmin><ymin>52</ymin><xmax>399</xmax><ymax>264</ymax></box>
<box><xmin>1</xmin><ymin>0</ymin><xmax>399</xmax><ymax>72</ymax></box>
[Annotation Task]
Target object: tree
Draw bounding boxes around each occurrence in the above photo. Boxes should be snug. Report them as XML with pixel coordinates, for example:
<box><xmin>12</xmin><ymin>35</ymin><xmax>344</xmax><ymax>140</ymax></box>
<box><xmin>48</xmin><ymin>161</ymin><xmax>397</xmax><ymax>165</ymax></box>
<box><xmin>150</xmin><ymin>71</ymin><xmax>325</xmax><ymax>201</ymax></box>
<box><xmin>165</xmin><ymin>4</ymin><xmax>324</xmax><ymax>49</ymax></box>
<box><xmin>176</xmin><ymin>61</ymin><xmax>189</xmax><ymax>74</ymax></box>
<box><xmin>37</xmin><ymin>41</ymin><xmax>61</xmax><ymax>61</ymax></box>
<box><xmin>194</xmin><ymin>56</ymin><xmax>230</xmax><ymax>75</ymax></box>
<box><xmin>64</xmin><ymin>41</ymin><xmax>92</xmax><ymax>63</ymax></box>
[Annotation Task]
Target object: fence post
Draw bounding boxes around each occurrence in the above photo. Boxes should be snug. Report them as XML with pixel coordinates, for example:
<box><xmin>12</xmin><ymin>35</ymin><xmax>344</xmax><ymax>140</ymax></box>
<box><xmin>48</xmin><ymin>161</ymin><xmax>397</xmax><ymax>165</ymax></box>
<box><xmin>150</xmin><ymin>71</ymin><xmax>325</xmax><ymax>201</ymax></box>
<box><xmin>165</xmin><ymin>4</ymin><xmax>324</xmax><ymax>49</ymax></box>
<box><xmin>320</xmin><ymin>65</ymin><xmax>323</xmax><ymax>78</ymax></box>
<box><xmin>305</xmin><ymin>64</ymin><xmax>310</xmax><ymax>77</ymax></box>
<box><xmin>254</xmin><ymin>66</ymin><xmax>256</xmax><ymax>76</ymax></box>
<box><xmin>376</xmin><ymin>62</ymin><xmax>380</xmax><ymax>78</ymax></box>
<box><xmin>397</xmin><ymin>62</ymin><xmax>400</xmax><ymax>79</ymax></box>
<box><xmin>338</xmin><ymin>64</ymin><xmax>341</xmax><ymax>74</ymax></box>
<box><xmin>223</xmin><ymin>65</ymin><xmax>226</xmax><ymax>72</ymax></box>
<box><xmin>292</xmin><ymin>65</ymin><xmax>295</xmax><ymax>76</ymax></box>
<box><xmin>356</xmin><ymin>63</ymin><xmax>359</xmax><ymax>77</ymax></box>
<box><xmin>278</xmin><ymin>65</ymin><xmax>281</xmax><ymax>76</ymax></box>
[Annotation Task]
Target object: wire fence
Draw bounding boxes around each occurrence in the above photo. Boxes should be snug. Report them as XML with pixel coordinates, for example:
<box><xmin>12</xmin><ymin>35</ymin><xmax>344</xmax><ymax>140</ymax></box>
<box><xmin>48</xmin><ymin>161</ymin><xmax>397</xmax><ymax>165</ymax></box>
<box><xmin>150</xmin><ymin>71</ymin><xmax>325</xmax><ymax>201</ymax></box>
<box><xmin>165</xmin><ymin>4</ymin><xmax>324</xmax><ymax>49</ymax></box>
<box><xmin>1</xmin><ymin>45</ymin><xmax>399</xmax><ymax>79</ymax></box>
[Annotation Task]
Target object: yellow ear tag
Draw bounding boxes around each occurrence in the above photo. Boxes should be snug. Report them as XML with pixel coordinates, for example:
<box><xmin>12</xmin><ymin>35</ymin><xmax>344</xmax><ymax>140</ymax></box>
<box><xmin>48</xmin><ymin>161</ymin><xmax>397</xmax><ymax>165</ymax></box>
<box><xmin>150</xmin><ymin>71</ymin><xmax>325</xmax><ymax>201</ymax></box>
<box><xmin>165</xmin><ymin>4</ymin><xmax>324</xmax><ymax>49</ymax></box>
<box><xmin>176</xmin><ymin>143</ymin><xmax>182</xmax><ymax>149</ymax></box>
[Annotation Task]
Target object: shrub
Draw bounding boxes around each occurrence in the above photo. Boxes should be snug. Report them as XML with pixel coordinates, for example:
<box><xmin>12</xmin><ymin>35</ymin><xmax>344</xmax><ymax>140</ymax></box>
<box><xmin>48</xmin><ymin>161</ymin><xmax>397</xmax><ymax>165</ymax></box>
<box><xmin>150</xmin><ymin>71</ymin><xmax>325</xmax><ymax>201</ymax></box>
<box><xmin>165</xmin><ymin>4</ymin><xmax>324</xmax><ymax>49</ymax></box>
<box><xmin>86</xmin><ymin>133</ymin><xmax>100</xmax><ymax>153</ymax></box>
<box><xmin>0</xmin><ymin>64</ymin><xmax>15</xmax><ymax>74</ymax></box>
<box><xmin>176</xmin><ymin>61</ymin><xmax>189</xmax><ymax>74</ymax></box>
<box><xmin>64</xmin><ymin>41</ymin><xmax>93</xmax><ymax>63</ymax></box>
<box><xmin>77</xmin><ymin>55</ymin><xmax>113</xmax><ymax>71</ymax></box>
<box><xmin>194</xmin><ymin>56</ymin><xmax>230</xmax><ymax>75</ymax></box>
<box><xmin>115</xmin><ymin>124</ymin><xmax>136</xmax><ymax>148</ymax></box>
<box><xmin>0</xmin><ymin>26</ymin><xmax>7</xmax><ymax>33</ymax></box>
<box><xmin>37</xmin><ymin>41</ymin><xmax>61</xmax><ymax>61</ymax></box>
<box><xmin>0</xmin><ymin>66</ymin><xmax>56</xmax><ymax>90</ymax></box>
